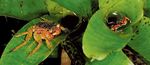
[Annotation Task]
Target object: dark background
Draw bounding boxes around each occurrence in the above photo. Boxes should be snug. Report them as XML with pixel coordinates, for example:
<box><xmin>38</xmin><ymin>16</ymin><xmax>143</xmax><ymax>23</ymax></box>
<box><xmin>0</xmin><ymin>16</ymin><xmax>27</xmax><ymax>56</ymax></box>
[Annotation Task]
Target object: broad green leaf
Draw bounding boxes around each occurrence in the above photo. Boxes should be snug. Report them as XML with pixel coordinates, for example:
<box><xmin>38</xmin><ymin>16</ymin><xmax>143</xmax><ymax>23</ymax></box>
<box><xmin>0</xmin><ymin>0</ymin><xmax>48</xmax><ymax>20</ymax></box>
<box><xmin>83</xmin><ymin>10</ymin><xmax>132</xmax><ymax>60</ymax></box>
<box><xmin>99</xmin><ymin>0</ymin><xmax>143</xmax><ymax>24</ymax></box>
<box><xmin>0</xmin><ymin>15</ymin><xmax>66</xmax><ymax>65</ymax></box>
<box><xmin>52</xmin><ymin>0</ymin><xmax>92</xmax><ymax>17</ymax></box>
<box><xmin>144</xmin><ymin>0</ymin><xmax>150</xmax><ymax>17</ymax></box>
<box><xmin>128</xmin><ymin>16</ymin><xmax>150</xmax><ymax>61</ymax></box>
<box><xmin>46</xmin><ymin>0</ymin><xmax>73</xmax><ymax>18</ymax></box>
<box><xmin>86</xmin><ymin>51</ymin><xmax>133</xmax><ymax>65</ymax></box>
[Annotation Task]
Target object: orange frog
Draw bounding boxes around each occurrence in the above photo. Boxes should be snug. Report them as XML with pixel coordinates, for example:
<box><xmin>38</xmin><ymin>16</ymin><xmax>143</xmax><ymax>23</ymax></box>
<box><xmin>111</xmin><ymin>17</ymin><xmax>130</xmax><ymax>32</ymax></box>
<box><xmin>12</xmin><ymin>18</ymin><xmax>63</xmax><ymax>56</ymax></box>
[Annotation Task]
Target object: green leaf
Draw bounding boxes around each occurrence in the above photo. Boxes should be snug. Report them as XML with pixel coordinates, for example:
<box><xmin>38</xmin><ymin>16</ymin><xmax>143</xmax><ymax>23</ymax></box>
<box><xmin>128</xmin><ymin>16</ymin><xmax>150</xmax><ymax>61</ymax></box>
<box><xmin>86</xmin><ymin>51</ymin><xmax>133</xmax><ymax>65</ymax></box>
<box><xmin>0</xmin><ymin>0</ymin><xmax>48</xmax><ymax>20</ymax></box>
<box><xmin>46</xmin><ymin>0</ymin><xmax>73</xmax><ymax>18</ymax></box>
<box><xmin>52</xmin><ymin>0</ymin><xmax>92</xmax><ymax>17</ymax></box>
<box><xmin>144</xmin><ymin>0</ymin><xmax>150</xmax><ymax>17</ymax></box>
<box><xmin>82</xmin><ymin>10</ymin><xmax>132</xmax><ymax>60</ymax></box>
<box><xmin>99</xmin><ymin>0</ymin><xmax>143</xmax><ymax>24</ymax></box>
<box><xmin>0</xmin><ymin>16</ymin><xmax>66</xmax><ymax>65</ymax></box>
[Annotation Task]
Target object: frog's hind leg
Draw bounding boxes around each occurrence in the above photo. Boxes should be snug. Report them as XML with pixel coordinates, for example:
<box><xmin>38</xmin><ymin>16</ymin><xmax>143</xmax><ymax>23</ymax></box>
<box><xmin>28</xmin><ymin>32</ymin><xmax>42</xmax><ymax>56</ymax></box>
<box><xmin>45</xmin><ymin>38</ymin><xmax>53</xmax><ymax>49</ymax></box>
<box><xmin>12</xmin><ymin>27</ymin><xmax>33</xmax><ymax>52</ymax></box>
<box><xmin>28</xmin><ymin>41</ymin><xmax>42</xmax><ymax>56</ymax></box>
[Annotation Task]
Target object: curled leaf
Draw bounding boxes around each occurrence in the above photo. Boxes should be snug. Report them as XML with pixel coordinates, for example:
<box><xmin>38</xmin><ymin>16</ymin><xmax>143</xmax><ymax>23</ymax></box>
<box><xmin>82</xmin><ymin>10</ymin><xmax>132</xmax><ymax>60</ymax></box>
<box><xmin>99</xmin><ymin>0</ymin><xmax>144</xmax><ymax>24</ymax></box>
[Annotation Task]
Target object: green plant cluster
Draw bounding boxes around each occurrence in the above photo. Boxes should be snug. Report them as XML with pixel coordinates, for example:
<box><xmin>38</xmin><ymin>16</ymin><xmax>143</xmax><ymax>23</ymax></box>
<box><xmin>0</xmin><ymin>0</ymin><xmax>150</xmax><ymax>65</ymax></box>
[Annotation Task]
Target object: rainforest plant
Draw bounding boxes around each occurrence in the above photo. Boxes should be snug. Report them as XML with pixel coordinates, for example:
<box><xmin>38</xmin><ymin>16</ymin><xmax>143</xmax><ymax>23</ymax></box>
<box><xmin>0</xmin><ymin>0</ymin><xmax>150</xmax><ymax>65</ymax></box>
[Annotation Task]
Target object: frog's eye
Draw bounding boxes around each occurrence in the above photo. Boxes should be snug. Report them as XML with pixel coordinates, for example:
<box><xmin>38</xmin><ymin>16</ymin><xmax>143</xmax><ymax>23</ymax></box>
<box><xmin>56</xmin><ymin>24</ymin><xmax>60</xmax><ymax>28</ymax></box>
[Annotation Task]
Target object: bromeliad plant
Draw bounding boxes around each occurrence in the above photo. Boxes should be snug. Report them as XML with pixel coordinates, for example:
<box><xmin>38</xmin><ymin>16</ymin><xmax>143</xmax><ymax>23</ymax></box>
<box><xmin>0</xmin><ymin>0</ymin><xmax>150</xmax><ymax>65</ymax></box>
